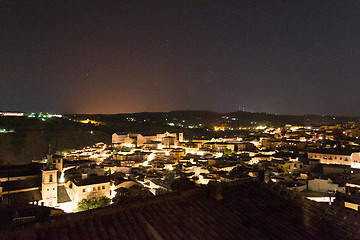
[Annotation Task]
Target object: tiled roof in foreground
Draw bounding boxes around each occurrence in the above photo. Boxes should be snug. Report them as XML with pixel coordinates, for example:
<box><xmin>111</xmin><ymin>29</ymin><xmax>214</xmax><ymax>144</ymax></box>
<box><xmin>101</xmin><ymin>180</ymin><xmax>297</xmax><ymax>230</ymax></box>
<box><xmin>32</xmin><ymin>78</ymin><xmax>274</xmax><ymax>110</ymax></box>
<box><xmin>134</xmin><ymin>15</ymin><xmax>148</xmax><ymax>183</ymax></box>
<box><xmin>2</xmin><ymin>180</ymin><xmax>360</xmax><ymax>240</ymax></box>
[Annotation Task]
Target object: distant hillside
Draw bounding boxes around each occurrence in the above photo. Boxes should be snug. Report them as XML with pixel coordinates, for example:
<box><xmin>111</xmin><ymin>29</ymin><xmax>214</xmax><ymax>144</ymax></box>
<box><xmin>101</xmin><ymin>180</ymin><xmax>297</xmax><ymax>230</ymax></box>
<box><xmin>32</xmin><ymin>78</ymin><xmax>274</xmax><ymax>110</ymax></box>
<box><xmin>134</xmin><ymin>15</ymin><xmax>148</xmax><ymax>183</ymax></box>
<box><xmin>71</xmin><ymin>110</ymin><xmax>360</xmax><ymax>131</ymax></box>
<box><xmin>0</xmin><ymin>110</ymin><xmax>359</xmax><ymax>165</ymax></box>
<box><xmin>0</xmin><ymin>117</ymin><xmax>110</xmax><ymax>165</ymax></box>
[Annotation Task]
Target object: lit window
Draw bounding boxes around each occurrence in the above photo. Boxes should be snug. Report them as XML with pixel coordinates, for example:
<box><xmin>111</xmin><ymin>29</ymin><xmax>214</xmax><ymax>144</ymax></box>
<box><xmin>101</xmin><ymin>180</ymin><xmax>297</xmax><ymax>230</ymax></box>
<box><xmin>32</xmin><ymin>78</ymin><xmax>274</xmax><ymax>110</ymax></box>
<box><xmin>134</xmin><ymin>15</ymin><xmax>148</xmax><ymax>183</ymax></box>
<box><xmin>93</xmin><ymin>187</ymin><xmax>96</xmax><ymax>191</ymax></box>
<box><xmin>98</xmin><ymin>186</ymin><xmax>100</xmax><ymax>190</ymax></box>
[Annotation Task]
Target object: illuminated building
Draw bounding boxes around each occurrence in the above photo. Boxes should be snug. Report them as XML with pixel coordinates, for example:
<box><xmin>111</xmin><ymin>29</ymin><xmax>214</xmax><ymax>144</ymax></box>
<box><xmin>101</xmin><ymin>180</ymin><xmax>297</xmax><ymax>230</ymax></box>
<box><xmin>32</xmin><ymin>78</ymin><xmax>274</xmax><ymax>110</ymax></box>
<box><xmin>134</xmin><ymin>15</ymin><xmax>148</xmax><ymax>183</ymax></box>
<box><xmin>67</xmin><ymin>175</ymin><xmax>111</xmax><ymax>211</ymax></box>
<box><xmin>0</xmin><ymin>112</ymin><xmax>24</xmax><ymax>117</ymax></box>
<box><xmin>308</xmin><ymin>150</ymin><xmax>360</xmax><ymax>168</ymax></box>
<box><xmin>40</xmin><ymin>156</ymin><xmax>58</xmax><ymax>207</ymax></box>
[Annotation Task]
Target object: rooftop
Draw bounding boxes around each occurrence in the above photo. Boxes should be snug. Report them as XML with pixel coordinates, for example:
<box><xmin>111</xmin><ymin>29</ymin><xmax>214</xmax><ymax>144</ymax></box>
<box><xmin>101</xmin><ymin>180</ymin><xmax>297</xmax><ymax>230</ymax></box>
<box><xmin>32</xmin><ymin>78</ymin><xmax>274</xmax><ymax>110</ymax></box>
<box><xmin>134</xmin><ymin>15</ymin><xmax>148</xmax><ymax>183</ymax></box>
<box><xmin>0</xmin><ymin>189</ymin><xmax>42</xmax><ymax>206</ymax></box>
<box><xmin>2</xmin><ymin>180</ymin><xmax>359</xmax><ymax>239</ymax></box>
<box><xmin>309</xmin><ymin>149</ymin><xmax>356</xmax><ymax>156</ymax></box>
<box><xmin>72</xmin><ymin>175</ymin><xmax>111</xmax><ymax>187</ymax></box>
<box><xmin>1</xmin><ymin>176</ymin><xmax>41</xmax><ymax>192</ymax></box>
<box><xmin>57</xmin><ymin>186</ymin><xmax>71</xmax><ymax>204</ymax></box>
<box><xmin>0</xmin><ymin>163</ymin><xmax>42</xmax><ymax>178</ymax></box>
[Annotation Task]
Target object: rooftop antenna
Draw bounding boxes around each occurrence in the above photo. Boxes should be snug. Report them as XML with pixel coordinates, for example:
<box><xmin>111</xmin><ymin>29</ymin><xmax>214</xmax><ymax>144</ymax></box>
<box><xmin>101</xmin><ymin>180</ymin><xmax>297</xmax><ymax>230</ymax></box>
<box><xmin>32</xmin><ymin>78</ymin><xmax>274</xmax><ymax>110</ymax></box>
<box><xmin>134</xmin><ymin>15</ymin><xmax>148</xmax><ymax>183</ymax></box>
<box><xmin>238</xmin><ymin>105</ymin><xmax>246</xmax><ymax>112</ymax></box>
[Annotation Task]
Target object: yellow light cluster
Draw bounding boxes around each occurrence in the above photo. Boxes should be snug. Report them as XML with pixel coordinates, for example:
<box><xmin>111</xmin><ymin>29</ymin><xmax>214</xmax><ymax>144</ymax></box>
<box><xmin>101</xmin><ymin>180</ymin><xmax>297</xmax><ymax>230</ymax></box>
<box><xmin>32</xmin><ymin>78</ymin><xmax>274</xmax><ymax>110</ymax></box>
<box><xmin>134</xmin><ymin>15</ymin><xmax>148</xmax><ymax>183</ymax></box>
<box><xmin>214</xmin><ymin>126</ymin><xmax>225</xmax><ymax>131</ymax></box>
<box><xmin>79</xmin><ymin>119</ymin><xmax>101</xmax><ymax>125</ymax></box>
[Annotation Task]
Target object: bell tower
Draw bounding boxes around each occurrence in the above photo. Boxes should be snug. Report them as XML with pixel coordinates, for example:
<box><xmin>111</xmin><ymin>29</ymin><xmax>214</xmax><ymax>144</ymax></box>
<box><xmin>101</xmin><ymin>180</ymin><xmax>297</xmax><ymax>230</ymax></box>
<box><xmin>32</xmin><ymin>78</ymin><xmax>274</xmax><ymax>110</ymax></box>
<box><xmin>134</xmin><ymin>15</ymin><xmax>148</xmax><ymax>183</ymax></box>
<box><xmin>41</xmin><ymin>155</ymin><xmax>58</xmax><ymax>207</ymax></box>
<box><xmin>178</xmin><ymin>132</ymin><xmax>184</xmax><ymax>142</ymax></box>
<box><xmin>54</xmin><ymin>155</ymin><xmax>63</xmax><ymax>172</ymax></box>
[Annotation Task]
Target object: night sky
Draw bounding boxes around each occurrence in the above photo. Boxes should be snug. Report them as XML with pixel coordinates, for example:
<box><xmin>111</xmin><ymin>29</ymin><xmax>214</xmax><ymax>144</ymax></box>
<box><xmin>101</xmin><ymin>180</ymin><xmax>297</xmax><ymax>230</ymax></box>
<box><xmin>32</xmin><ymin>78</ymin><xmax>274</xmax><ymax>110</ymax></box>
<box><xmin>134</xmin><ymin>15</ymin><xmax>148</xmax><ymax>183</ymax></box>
<box><xmin>1</xmin><ymin>0</ymin><xmax>360</xmax><ymax>115</ymax></box>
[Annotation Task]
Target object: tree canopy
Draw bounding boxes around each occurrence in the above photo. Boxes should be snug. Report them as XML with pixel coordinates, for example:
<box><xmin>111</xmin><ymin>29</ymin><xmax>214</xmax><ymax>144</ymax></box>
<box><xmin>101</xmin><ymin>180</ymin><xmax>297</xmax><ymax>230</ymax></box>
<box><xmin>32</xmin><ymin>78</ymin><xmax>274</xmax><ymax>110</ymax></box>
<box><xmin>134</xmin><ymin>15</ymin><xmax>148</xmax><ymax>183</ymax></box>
<box><xmin>222</xmin><ymin>148</ymin><xmax>233</xmax><ymax>156</ymax></box>
<box><xmin>77</xmin><ymin>196</ymin><xmax>111</xmax><ymax>212</ymax></box>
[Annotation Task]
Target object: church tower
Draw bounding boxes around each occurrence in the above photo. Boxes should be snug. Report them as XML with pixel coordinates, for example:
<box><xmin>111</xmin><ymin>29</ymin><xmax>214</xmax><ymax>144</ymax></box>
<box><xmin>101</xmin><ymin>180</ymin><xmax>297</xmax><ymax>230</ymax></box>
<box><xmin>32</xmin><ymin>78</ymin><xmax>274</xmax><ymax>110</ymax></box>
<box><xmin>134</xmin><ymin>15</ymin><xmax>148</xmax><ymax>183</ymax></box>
<box><xmin>178</xmin><ymin>132</ymin><xmax>184</xmax><ymax>142</ymax></box>
<box><xmin>54</xmin><ymin>155</ymin><xmax>63</xmax><ymax>172</ymax></box>
<box><xmin>41</xmin><ymin>155</ymin><xmax>58</xmax><ymax>207</ymax></box>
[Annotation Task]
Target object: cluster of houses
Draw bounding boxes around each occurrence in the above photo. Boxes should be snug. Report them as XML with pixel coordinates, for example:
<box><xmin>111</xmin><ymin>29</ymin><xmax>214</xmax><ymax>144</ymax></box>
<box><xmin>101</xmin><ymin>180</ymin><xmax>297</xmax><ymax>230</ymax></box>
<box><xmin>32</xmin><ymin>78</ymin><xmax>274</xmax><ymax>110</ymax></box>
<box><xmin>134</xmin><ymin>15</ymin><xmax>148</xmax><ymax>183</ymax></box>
<box><xmin>2</xmin><ymin>124</ymin><xmax>360</xmax><ymax>221</ymax></box>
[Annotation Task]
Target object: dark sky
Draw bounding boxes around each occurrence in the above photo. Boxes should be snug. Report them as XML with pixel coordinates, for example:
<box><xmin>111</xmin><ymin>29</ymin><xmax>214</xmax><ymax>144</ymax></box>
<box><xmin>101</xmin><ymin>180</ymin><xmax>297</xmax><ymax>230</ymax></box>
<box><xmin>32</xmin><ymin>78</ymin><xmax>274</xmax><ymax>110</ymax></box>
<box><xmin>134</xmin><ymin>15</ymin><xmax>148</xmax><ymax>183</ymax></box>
<box><xmin>1</xmin><ymin>0</ymin><xmax>360</xmax><ymax>115</ymax></box>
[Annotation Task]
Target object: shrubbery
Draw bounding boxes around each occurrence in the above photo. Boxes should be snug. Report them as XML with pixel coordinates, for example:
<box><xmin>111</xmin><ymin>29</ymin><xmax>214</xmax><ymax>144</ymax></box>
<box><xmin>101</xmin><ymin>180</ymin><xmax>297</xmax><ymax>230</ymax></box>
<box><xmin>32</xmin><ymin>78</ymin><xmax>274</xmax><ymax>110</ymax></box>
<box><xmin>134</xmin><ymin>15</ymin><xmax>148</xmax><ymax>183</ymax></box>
<box><xmin>77</xmin><ymin>196</ymin><xmax>111</xmax><ymax>212</ymax></box>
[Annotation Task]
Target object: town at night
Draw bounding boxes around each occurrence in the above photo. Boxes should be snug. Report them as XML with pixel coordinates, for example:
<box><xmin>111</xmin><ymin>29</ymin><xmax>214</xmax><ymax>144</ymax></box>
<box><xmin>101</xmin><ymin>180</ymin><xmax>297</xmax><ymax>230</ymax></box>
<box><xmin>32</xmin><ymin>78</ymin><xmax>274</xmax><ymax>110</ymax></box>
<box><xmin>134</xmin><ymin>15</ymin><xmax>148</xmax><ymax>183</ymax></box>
<box><xmin>2</xmin><ymin>0</ymin><xmax>360</xmax><ymax>239</ymax></box>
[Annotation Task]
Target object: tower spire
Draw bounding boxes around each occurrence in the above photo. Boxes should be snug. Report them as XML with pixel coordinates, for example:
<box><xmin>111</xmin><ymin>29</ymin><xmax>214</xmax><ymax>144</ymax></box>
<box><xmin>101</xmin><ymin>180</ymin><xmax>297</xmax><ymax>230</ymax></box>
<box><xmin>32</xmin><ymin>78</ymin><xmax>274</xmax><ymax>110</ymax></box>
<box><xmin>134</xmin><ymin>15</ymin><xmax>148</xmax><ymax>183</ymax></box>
<box><xmin>45</xmin><ymin>143</ymin><xmax>54</xmax><ymax>170</ymax></box>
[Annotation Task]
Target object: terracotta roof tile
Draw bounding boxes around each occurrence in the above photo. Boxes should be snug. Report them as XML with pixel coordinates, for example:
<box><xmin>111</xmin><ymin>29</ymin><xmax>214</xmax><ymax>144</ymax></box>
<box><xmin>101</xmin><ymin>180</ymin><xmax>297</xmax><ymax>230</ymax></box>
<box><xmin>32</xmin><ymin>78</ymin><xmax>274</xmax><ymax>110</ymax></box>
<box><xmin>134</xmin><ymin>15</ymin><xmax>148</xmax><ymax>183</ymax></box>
<box><xmin>100</xmin><ymin>215</ymin><xmax>119</xmax><ymax>240</ymax></box>
<box><xmin>69</xmin><ymin>221</ymin><xmax>84</xmax><ymax>240</ymax></box>
<box><xmin>2</xmin><ymin>180</ymin><xmax>359</xmax><ymax>240</ymax></box>
<box><xmin>110</xmin><ymin>214</ymin><xmax>129</xmax><ymax>240</ymax></box>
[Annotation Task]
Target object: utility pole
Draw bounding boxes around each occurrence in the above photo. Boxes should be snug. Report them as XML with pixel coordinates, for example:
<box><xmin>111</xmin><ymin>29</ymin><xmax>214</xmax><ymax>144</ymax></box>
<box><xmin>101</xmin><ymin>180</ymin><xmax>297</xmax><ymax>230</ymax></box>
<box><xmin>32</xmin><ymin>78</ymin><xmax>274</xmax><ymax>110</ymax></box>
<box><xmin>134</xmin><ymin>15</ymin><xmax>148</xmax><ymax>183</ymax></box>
<box><xmin>7</xmin><ymin>161</ymin><xmax>10</xmax><ymax>206</ymax></box>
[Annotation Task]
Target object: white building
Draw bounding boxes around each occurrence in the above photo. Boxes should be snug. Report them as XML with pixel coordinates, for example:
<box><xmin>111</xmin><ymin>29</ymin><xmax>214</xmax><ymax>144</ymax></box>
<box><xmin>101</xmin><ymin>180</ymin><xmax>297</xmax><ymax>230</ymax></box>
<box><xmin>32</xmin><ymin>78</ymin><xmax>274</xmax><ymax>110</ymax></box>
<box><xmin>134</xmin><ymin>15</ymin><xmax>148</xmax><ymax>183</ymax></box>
<box><xmin>308</xmin><ymin>150</ymin><xmax>360</xmax><ymax>169</ymax></box>
<box><xmin>67</xmin><ymin>176</ymin><xmax>111</xmax><ymax>211</ymax></box>
<box><xmin>308</xmin><ymin>178</ymin><xmax>345</xmax><ymax>193</ymax></box>
<box><xmin>112</xmin><ymin>132</ymin><xmax>181</xmax><ymax>147</ymax></box>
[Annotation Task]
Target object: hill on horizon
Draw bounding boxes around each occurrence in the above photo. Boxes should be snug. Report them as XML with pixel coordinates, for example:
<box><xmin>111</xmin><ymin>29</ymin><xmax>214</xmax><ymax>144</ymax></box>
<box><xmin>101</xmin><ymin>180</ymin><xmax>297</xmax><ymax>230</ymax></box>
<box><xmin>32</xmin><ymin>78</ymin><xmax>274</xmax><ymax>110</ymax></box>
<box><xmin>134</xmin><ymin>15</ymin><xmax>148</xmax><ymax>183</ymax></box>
<box><xmin>0</xmin><ymin>110</ymin><xmax>359</xmax><ymax>165</ymax></box>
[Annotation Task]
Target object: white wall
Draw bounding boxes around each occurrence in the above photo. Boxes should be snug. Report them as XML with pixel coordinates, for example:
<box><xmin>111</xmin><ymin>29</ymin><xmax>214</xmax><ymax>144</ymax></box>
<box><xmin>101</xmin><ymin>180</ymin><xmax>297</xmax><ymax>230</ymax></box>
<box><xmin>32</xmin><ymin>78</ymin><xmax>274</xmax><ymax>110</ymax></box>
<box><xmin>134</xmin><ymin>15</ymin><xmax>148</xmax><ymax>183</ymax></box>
<box><xmin>308</xmin><ymin>179</ymin><xmax>345</xmax><ymax>193</ymax></box>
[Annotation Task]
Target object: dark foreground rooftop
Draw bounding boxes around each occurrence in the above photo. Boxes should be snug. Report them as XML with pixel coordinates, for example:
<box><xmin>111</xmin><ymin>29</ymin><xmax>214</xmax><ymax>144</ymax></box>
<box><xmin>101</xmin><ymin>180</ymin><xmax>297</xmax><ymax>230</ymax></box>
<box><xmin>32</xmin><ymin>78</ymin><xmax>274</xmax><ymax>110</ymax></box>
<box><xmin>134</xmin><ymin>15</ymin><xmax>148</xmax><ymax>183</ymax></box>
<box><xmin>2</xmin><ymin>180</ymin><xmax>360</xmax><ymax>240</ymax></box>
